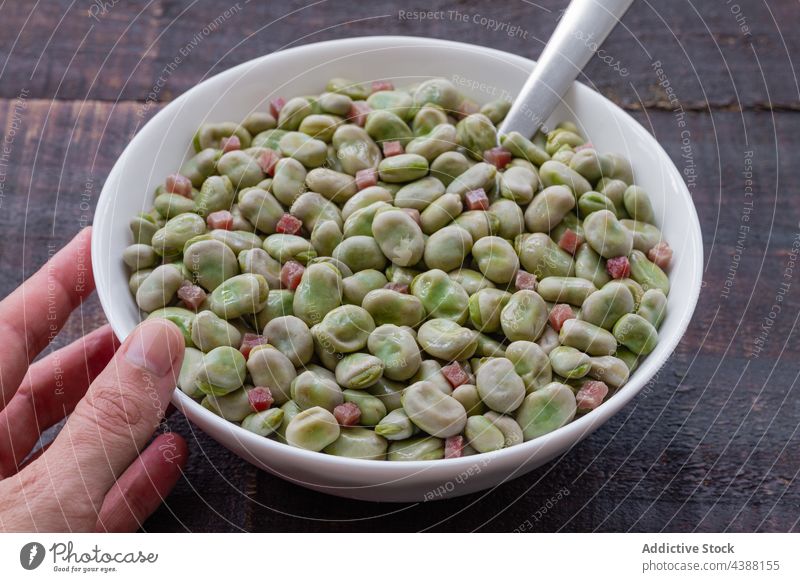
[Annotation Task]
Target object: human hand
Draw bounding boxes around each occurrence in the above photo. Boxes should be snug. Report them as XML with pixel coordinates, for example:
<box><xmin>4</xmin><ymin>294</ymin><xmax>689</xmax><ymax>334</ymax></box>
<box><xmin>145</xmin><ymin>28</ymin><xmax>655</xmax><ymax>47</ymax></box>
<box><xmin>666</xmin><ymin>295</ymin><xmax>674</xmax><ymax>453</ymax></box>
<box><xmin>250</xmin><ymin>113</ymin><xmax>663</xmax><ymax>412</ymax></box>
<box><xmin>0</xmin><ymin>228</ymin><xmax>188</xmax><ymax>532</ymax></box>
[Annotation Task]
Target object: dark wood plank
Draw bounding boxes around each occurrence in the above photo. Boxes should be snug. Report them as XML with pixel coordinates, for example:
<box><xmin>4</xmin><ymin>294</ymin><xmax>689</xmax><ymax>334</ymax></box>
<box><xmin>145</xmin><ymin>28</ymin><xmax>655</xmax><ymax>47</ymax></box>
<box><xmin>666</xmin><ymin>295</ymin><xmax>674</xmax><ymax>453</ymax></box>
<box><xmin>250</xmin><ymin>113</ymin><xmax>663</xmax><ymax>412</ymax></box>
<box><xmin>0</xmin><ymin>0</ymin><xmax>798</xmax><ymax>110</ymax></box>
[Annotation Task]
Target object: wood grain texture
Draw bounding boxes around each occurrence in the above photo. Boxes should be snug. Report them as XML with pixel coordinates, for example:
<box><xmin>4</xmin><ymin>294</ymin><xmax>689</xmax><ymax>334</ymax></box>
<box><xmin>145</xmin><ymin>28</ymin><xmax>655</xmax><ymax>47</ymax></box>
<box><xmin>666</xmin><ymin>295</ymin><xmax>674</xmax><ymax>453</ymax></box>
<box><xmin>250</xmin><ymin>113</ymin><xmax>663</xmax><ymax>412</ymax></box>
<box><xmin>0</xmin><ymin>0</ymin><xmax>797</xmax><ymax>532</ymax></box>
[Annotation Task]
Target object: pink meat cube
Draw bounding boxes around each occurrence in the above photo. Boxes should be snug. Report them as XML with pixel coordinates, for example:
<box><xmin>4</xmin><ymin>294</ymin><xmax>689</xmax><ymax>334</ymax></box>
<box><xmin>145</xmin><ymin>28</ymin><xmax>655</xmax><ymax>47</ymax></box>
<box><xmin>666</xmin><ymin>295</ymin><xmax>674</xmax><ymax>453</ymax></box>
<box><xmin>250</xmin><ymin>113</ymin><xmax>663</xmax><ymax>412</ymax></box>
<box><xmin>548</xmin><ymin>304</ymin><xmax>575</xmax><ymax>332</ymax></box>
<box><xmin>606</xmin><ymin>256</ymin><xmax>631</xmax><ymax>279</ymax></box>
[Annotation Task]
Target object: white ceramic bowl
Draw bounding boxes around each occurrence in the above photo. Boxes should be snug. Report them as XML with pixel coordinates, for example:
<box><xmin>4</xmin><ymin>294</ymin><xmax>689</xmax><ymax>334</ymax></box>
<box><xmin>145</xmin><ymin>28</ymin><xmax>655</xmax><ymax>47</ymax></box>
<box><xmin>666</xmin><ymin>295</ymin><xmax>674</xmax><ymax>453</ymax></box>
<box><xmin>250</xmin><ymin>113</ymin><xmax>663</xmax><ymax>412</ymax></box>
<box><xmin>93</xmin><ymin>36</ymin><xmax>702</xmax><ymax>502</ymax></box>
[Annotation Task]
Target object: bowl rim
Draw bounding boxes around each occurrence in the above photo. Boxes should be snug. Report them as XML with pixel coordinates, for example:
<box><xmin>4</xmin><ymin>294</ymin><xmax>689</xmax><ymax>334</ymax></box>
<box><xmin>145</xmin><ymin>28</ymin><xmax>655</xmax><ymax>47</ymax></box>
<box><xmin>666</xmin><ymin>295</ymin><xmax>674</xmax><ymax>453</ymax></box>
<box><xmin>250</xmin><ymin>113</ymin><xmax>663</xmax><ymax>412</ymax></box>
<box><xmin>93</xmin><ymin>35</ymin><xmax>703</xmax><ymax>480</ymax></box>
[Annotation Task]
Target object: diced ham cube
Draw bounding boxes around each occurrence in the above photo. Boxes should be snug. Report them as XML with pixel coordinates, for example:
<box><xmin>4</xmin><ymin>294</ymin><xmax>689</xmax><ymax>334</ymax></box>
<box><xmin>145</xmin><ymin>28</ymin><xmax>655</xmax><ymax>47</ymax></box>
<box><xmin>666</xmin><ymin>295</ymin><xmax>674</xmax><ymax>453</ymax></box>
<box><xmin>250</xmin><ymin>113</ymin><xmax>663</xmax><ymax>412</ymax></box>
<box><xmin>574</xmin><ymin>142</ymin><xmax>594</xmax><ymax>151</ymax></box>
<box><xmin>207</xmin><ymin>210</ymin><xmax>234</xmax><ymax>231</ymax></box>
<box><xmin>515</xmin><ymin>270</ymin><xmax>538</xmax><ymax>291</ymax></box>
<box><xmin>355</xmin><ymin>168</ymin><xmax>378</xmax><ymax>190</ymax></box>
<box><xmin>382</xmin><ymin>140</ymin><xmax>404</xmax><ymax>157</ymax></box>
<box><xmin>457</xmin><ymin>100</ymin><xmax>480</xmax><ymax>118</ymax></box>
<box><xmin>258</xmin><ymin>149</ymin><xmax>281</xmax><ymax>176</ymax></box>
<box><xmin>558</xmin><ymin>228</ymin><xmax>584</xmax><ymax>255</ymax></box>
<box><xmin>441</xmin><ymin>362</ymin><xmax>469</xmax><ymax>388</ymax></box>
<box><xmin>483</xmin><ymin>147</ymin><xmax>512</xmax><ymax>170</ymax></box>
<box><xmin>647</xmin><ymin>242</ymin><xmax>673</xmax><ymax>269</ymax></box>
<box><xmin>444</xmin><ymin>435</ymin><xmax>464</xmax><ymax>459</ymax></box>
<box><xmin>248</xmin><ymin>387</ymin><xmax>274</xmax><ymax>412</ymax></box>
<box><xmin>280</xmin><ymin>260</ymin><xmax>305</xmax><ymax>290</ymax></box>
<box><xmin>548</xmin><ymin>303</ymin><xmax>575</xmax><ymax>332</ymax></box>
<box><xmin>220</xmin><ymin>135</ymin><xmax>241</xmax><ymax>153</ymax></box>
<box><xmin>333</xmin><ymin>402</ymin><xmax>361</xmax><ymax>426</ymax></box>
<box><xmin>276</xmin><ymin>213</ymin><xmax>303</xmax><ymax>235</ymax></box>
<box><xmin>576</xmin><ymin>380</ymin><xmax>609</xmax><ymax>412</ymax></box>
<box><xmin>240</xmin><ymin>333</ymin><xmax>268</xmax><ymax>359</ymax></box>
<box><xmin>401</xmin><ymin>208</ymin><xmax>420</xmax><ymax>225</ymax></box>
<box><xmin>165</xmin><ymin>173</ymin><xmax>192</xmax><ymax>198</ymax></box>
<box><xmin>349</xmin><ymin>101</ymin><xmax>372</xmax><ymax>127</ymax></box>
<box><xmin>269</xmin><ymin>97</ymin><xmax>286</xmax><ymax>118</ymax></box>
<box><xmin>606</xmin><ymin>256</ymin><xmax>631</xmax><ymax>279</ymax></box>
<box><xmin>465</xmin><ymin>188</ymin><xmax>489</xmax><ymax>211</ymax></box>
<box><xmin>177</xmin><ymin>281</ymin><xmax>206</xmax><ymax>310</ymax></box>
<box><xmin>384</xmin><ymin>282</ymin><xmax>409</xmax><ymax>294</ymax></box>
<box><xmin>371</xmin><ymin>80</ymin><xmax>394</xmax><ymax>92</ymax></box>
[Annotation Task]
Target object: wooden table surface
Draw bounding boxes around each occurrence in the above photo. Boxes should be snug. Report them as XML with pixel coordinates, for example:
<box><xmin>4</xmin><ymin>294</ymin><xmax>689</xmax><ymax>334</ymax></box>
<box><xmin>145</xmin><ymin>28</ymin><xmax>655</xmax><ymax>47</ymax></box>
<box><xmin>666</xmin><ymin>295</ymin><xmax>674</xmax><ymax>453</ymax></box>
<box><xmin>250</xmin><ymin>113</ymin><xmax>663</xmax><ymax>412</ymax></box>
<box><xmin>1</xmin><ymin>0</ymin><xmax>798</xmax><ymax>532</ymax></box>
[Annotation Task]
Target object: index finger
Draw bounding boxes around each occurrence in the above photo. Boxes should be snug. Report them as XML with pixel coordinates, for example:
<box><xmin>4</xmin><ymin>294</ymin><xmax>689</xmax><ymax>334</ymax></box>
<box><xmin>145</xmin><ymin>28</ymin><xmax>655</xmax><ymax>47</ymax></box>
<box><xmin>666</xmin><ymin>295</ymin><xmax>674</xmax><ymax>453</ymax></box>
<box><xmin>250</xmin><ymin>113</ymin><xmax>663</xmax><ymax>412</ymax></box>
<box><xmin>0</xmin><ymin>227</ymin><xmax>95</xmax><ymax>412</ymax></box>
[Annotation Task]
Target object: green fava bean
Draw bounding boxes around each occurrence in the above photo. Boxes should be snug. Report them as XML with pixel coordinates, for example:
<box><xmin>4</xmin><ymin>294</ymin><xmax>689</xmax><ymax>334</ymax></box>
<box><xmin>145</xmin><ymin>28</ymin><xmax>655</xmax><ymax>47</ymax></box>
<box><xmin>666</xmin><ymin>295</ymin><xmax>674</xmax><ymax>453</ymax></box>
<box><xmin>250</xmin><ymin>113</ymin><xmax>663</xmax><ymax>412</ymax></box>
<box><xmin>375</xmin><ymin>409</ymin><xmax>416</xmax><ymax>440</ymax></box>
<box><xmin>311</xmin><ymin>220</ymin><xmax>343</xmax><ymax>257</ymax></box>
<box><xmin>500</xmin><ymin>131</ymin><xmax>550</xmax><ymax>166</ymax></box>
<box><xmin>417</xmin><ymin>319</ymin><xmax>478</xmax><ymax>361</ymax></box>
<box><xmin>524</xmin><ymin>186</ymin><xmax>576</xmax><ymax>233</ymax></box>
<box><xmin>216</xmin><ymin>150</ymin><xmax>265</xmax><ymax>189</ymax></box>
<box><xmin>203</xmin><ymin>388</ymin><xmax>257</xmax><ymax>422</ymax></box>
<box><xmin>146</xmin><ymin>307</ymin><xmax>195</xmax><ymax>347</ymax></box>
<box><xmin>587</xmin><ymin>355</ymin><xmax>630</xmax><ymax>388</ymax></box>
<box><xmin>291</xmin><ymin>370</ymin><xmax>344</xmax><ymax>411</ymax></box>
<box><xmin>430</xmin><ymin>151</ymin><xmax>471</xmax><ymax>186</ymax></box>
<box><xmin>271</xmin><ymin>158</ymin><xmax>308</xmax><ymax>206</ymax></box>
<box><xmin>629</xmin><ymin>250</ymin><xmax>670</xmax><ymax>294</ymax></box>
<box><xmin>332</xmin><ymin>124</ymin><xmax>382</xmax><ymax>175</ymax></box>
<box><xmin>367</xmin><ymin>90</ymin><xmax>414</xmax><ymax>120</ymax></box>
<box><xmin>401</xmin><ymin>380</ymin><xmax>467</xmax><ymax>438</ymax></box>
<box><xmin>546</xmin><ymin>129</ymin><xmax>584</xmax><ymax>155</ymax></box>
<box><xmin>123</xmin><ymin>244</ymin><xmax>158</xmax><ymax>271</ymax></box>
<box><xmin>597</xmin><ymin>178</ymin><xmax>628</xmax><ymax>215</ymax></box>
<box><xmin>208</xmin><ymin>273</ymin><xmax>268</xmax><ymax>319</ymax></box>
<box><xmin>324</xmin><ymin>427</ymin><xmax>388</xmax><ymax>460</ymax></box>
<box><xmin>292</xmin><ymin>263</ymin><xmax>343</xmax><ymax>326</ymax></box>
<box><xmin>480</xmin><ymin>99</ymin><xmax>512</xmax><ymax>125</ymax></box>
<box><xmin>193</xmin><ymin>122</ymin><xmax>251</xmax><ymax>151</ymax></box>
<box><xmin>378</xmin><ymin>153</ymin><xmax>429</xmax><ymax>183</ymax></box>
<box><xmin>154</xmin><ymin>193</ymin><xmax>196</xmax><ymax>219</ymax></box>
<box><xmin>613</xmin><ymin>313</ymin><xmax>658</xmax><ymax>356</ymax></box>
<box><xmin>365</xmin><ymin>109</ymin><xmax>413</xmax><ymax>145</ymax></box>
<box><xmin>342</xmin><ymin>269</ymin><xmax>388</xmax><ymax>305</ymax></box>
<box><xmin>237</xmin><ymin>188</ymin><xmax>283</xmax><ymax>234</ymax></box>
<box><xmin>263</xmin><ymin>234</ymin><xmax>316</xmax><ymax>264</ymax></box>
<box><xmin>371</xmin><ymin>209</ymin><xmax>425</xmax><ymax>267</ymax></box>
<box><xmin>332</xmin><ymin>235</ymin><xmax>387</xmax><ymax>272</ymax></box>
<box><xmin>620</xmin><ymin>219</ymin><xmax>663</xmax><ymax>253</ymax></box>
<box><xmin>412</xmin><ymin>360</ymin><xmax>453</xmax><ymax>395</ymax></box>
<box><xmin>474</xmin><ymin>333</ymin><xmax>506</xmax><ymax>357</ymax></box>
<box><xmin>472</xmin><ymin>236</ymin><xmax>519</xmax><ymax>284</ymax></box>
<box><xmin>368</xmin><ymin>377</ymin><xmax>406</xmax><ymax>412</ymax></box>
<box><xmin>484</xmin><ymin>411</ymin><xmax>524</xmax><ymax>447</ymax></box>
<box><xmin>136</xmin><ymin>265</ymin><xmax>184</xmax><ymax>312</ymax></box>
<box><xmin>537</xmin><ymin>325</ymin><xmax>560</xmax><ymax>355</ymax></box>
<box><xmin>368</xmin><ymin>324</ymin><xmax>422</xmax><ymax>381</ymax></box>
<box><xmin>195</xmin><ymin>175</ymin><xmax>234</xmax><ymax>218</ymax></box>
<box><xmin>575</xmin><ymin>242</ymin><xmax>611</xmax><ymax>288</ymax></box>
<box><xmin>191</xmin><ymin>310</ymin><xmax>242</xmax><ymax>351</ymax></box>
<box><xmin>241</xmin><ymin>408</ymin><xmax>284</xmax><ymax>437</ymax></box>
<box><xmin>290</xmin><ymin>192</ymin><xmax>342</xmax><ymax>233</ymax></box>
<box><xmin>394</xmin><ymin>176</ymin><xmax>445</xmax><ymax>210</ymax></box>
<box><xmin>263</xmin><ymin>315</ymin><xmax>313</xmax><ymax>366</ymax></box>
<box><xmin>448</xmin><ymin>268</ymin><xmax>495</xmax><ymax>295</ymax></box>
<box><xmin>405</xmin><ymin>124</ymin><xmax>458</xmax><ymax>162</ymax></box>
<box><xmin>424</xmin><ymin>225</ymin><xmax>473</xmax><ymax>272</ymax></box>
<box><xmin>343</xmin><ymin>201</ymin><xmax>390</xmax><ymax>238</ymax></box>
<box><xmin>318</xmin><ymin>92</ymin><xmax>353</xmax><ymax>116</ymax></box>
<box><xmin>617</xmin><ymin>278</ymin><xmax>645</xmax><ymax>308</ymax></box>
<box><xmin>286</xmin><ymin>406</ymin><xmax>340</xmax><ymax>451</ymax></box>
<box><xmin>469</xmin><ymin>288</ymin><xmax>512</xmax><ymax>333</ymax></box>
<box><xmin>362</xmin><ymin>289</ymin><xmax>426</xmax><ymax>327</ymax></box>
<box><xmin>456</xmin><ymin>113</ymin><xmax>497</xmax><ymax>160</ymax></box>
<box><xmin>500</xmin><ymin>290</ymin><xmax>548</xmax><ymax>342</ymax></box>
<box><xmin>465</xmin><ymin>415</ymin><xmax>506</xmax><ymax>453</ymax></box>
<box><xmin>388</xmin><ymin>436</ymin><xmax>444</xmax><ymax>461</ymax></box>
<box><xmin>196</xmin><ymin>346</ymin><xmax>247</xmax><ymax>396</ymax></box>
<box><xmin>341</xmin><ymin>186</ymin><xmax>393</xmax><ymax>219</ymax></box>
<box><xmin>238</xmin><ymin>248</ymin><xmax>281</xmax><ymax>290</ymax></box>
<box><xmin>129</xmin><ymin>269</ymin><xmax>152</xmax><ymax>296</ymax></box>
<box><xmin>312</xmin><ymin>304</ymin><xmax>376</xmax><ymax>353</ymax></box>
<box><xmin>326</xmin><ymin>77</ymin><xmax>369</xmax><ymax>100</ymax></box>
<box><xmin>420</xmin><ymin>193</ymin><xmax>463</xmax><ymax>235</ymax></box>
<box><xmin>242</xmin><ymin>111</ymin><xmax>276</xmax><ymax>135</ymax></box>
<box><xmin>412</xmin><ymin>103</ymin><xmax>449</xmax><ymax>136</ymax></box>
<box><xmin>151</xmin><ymin>213</ymin><xmax>206</xmax><ymax>257</ymax></box>
<box><xmin>539</xmin><ymin>160</ymin><xmax>591</xmax><ymax>198</ymax></box>
<box><xmin>208</xmin><ymin>230</ymin><xmax>262</xmax><ymax>255</ymax></box>
<box><xmin>578</xmin><ymin>191</ymin><xmax>617</xmax><ymax>217</ymax></box>
<box><xmin>278</xmin><ymin>131</ymin><xmax>327</xmax><ymax>168</ymax></box>
<box><xmin>184</xmin><ymin>239</ymin><xmax>239</xmax><ymax>291</ymax></box>
<box><xmin>343</xmin><ymin>389</ymin><xmax>387</xmax><ymax>426</ymax></box>
<box><xmin>637</xmin><ymin>288</ymin><xmax>668</xmax><ymax>327</ymax></box>
<box><xmin>452</xmin><ymin>384</ymin><xmax>486</xmax><ymax>416</ymax></box>
<box><xmin>246</xmin><ymin>345</ymin><xmax>296</xmax><ymax>405</ymax></box>
<box><xmin>615</xmin><ymin>347</ymin><xmax>639</xmax><ymax>372</ymax></box>
<box><xmin>177</xmin><ymin>346</ymin><xmax>204</xmax><ymax>398</ymax></box>
<box><xmin>277</xmin><ymin>97</ymin><xmax>312</xmax><ymax>130</ymax></box>
<box><xmin>445</xmin><ymin>162</ymin><xmax>496</xmax><ymax>197</ymax></box>
<box><xmin>505</xmin><ymin>340</ymin><xmax>552</xmax><ymax>392</ymax></box>
<box><xmin>583</xmin><ymin>209</ymin><xmax>634</xmax><ymax>258</ymax></box>
<box><xmin>335</xmin><ymin>353</ymin><xmax>384</xmax><ymax>390</ymax></box>
<box><xmin>516</xmin><ymin>233</ymin><xmax>575</xmax><ymax>279</ymax></box>
<box><xmin>559</xmin><ymin>319</ymin><xmax>617</xmax><ymax>356</ymax></box>
<box><xmin>180</xmin><ymin>148</ymin><xmax>220</xmax><ymax>188</ymax></box>
<box><xmin>410</xmin><ymin>269</ymin><xmax>469</xmax><ymax>324</ymax></box>
<box><xmin>515</xmin><ymin>382</ymin><xmax>577</xmax><ymax>441</ymax></box>
<box><xmin>476</xmin><ymin>357</ymin><xmax>526</xmax><ymax>414</ymax></box>
<box><xmin>305</xmin><ymin>168</ymin><xmax>357</xmax><ymax>203</ymax></box>
<box><xmin>537</xmin><ymin>277</ymin><xmax>597</xmax><ymax>306</ymax></box>
<box><xmin>624</xmin><ymin>185</ymin><xmax>655</xmax><ymax>224</ymax></box>
<box><xmin>252</xmin><ymin>128</ymin><xmax>287</xmax><ymax>150</ymax></box>
<box><xmin>500</xmin><ymin>165</ymin><xmax>539</xmax><ymax>205</ymax></box>
<box><xmin>580</xmin><ymin>281</ymin><xmax>635</xmax><ymax>329</ymax></box>
<box><xmin>298</xmin><ymin>114</ymin><xmax>341</xmax><ymax>143</ymax></box>
<box><xmin>569</xmin><ymin>148</ymin><xmax>604</xmax><ymax>183</ymax></box>
<box><xmin>130</xmin><ymin>215</ymin><xmax>159</xmax><ymax>246</ymax></box>
<box><xmin>412</xmin><ymin>78</ymin><xmax>461</xmax><ymax>111</ymax></box>
<box><xmin>453</xmin><ymin>207</ymin><xmax>499</xmax><ymax>240</ymax></box>
<box><xmin>252</xmin><ymin>289</ymin><xmax>294</xmax><ymax>331</ymax></box>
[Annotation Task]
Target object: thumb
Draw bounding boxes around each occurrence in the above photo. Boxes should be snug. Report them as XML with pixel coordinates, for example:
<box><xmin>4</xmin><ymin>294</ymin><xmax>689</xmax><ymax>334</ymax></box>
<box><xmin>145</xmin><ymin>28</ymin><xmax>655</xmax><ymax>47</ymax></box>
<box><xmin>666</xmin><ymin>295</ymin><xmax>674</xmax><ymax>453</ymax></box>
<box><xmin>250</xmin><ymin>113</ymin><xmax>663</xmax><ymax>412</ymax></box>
<box><xmin>44</xmin><ymin>319</ymin><xmax>185</xmax><ymax>506</ymax></box>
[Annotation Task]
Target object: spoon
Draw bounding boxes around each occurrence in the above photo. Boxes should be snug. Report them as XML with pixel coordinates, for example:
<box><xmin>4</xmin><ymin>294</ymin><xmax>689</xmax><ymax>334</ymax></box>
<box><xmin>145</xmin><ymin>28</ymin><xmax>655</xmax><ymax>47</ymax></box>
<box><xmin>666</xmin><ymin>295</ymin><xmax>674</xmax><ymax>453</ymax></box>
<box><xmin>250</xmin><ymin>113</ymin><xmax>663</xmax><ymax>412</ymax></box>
<box><xmin>499</xmin><ymin>0</ymin><xmax>635</xmax><ymax>138</ymax></box>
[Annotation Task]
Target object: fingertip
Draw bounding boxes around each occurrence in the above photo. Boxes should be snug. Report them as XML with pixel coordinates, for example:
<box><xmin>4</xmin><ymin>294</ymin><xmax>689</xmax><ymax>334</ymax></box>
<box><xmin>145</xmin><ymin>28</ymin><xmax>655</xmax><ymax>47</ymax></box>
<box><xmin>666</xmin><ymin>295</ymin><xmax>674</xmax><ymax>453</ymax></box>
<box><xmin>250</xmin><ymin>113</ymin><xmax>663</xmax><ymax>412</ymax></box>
<box><xmin>123</xmin><ymin>319</ymin><xmax>185</xmax><ymax>378</ymax></box>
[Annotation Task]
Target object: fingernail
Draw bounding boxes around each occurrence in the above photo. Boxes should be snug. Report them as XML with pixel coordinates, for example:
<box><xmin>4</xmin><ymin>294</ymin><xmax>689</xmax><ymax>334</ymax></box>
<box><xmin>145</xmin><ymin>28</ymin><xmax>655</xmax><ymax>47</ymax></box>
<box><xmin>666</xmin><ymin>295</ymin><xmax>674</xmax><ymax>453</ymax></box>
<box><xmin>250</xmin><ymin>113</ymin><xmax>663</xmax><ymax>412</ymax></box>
<box><xmin>123</xmin><ymin>320</ymin><xmax>180</xmax><ymax>376</ymax></box>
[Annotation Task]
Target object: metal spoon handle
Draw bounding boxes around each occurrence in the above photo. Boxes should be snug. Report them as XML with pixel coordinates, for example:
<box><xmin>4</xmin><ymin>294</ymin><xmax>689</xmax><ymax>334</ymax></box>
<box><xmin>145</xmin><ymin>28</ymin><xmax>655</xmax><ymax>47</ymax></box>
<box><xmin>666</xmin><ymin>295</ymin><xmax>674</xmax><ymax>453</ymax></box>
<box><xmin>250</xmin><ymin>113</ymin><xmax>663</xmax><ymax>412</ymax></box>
<box><xmin>499</xmin><ymin>0</ymin><xmax>634</xmax><ymax>137</ymax></box>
